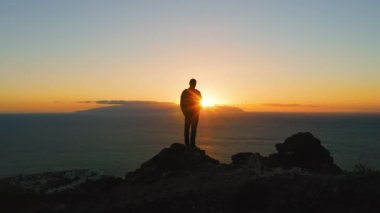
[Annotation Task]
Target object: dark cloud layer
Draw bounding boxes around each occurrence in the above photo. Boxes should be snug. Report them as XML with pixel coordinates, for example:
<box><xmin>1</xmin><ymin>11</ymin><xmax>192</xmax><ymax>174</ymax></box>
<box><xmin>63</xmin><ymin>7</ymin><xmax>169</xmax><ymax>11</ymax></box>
<box><xmin>80</xmin><ymin>100</ymin><xmax>141</xmax><ymax>105</ymax></box>
<box><xmin>263</xmin><ymin>103</ymin><xmax>319</xmax><ymax>108</ymax></box>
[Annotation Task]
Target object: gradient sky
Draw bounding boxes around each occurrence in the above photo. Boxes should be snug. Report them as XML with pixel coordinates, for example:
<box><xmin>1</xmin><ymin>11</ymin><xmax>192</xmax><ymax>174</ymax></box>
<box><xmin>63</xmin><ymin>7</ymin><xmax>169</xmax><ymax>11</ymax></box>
<box><xmin>1</xmin><ymin>0</ymin><xmax>379</xmax><ymax>113</ymax></box>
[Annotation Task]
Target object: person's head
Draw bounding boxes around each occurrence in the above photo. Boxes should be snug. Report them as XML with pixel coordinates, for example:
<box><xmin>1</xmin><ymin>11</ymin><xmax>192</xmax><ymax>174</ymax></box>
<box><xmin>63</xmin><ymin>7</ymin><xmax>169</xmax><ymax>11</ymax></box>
<box><xmin>189</xmin><ymin>79</ymin><xmax>197</xmax><ymax>89</ymax></box>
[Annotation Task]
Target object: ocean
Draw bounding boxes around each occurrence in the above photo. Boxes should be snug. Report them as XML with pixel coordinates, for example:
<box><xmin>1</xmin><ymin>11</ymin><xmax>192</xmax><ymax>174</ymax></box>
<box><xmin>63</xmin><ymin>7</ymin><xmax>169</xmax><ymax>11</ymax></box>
<box><xmin>0</xmin><ymin>112</ymin><xmax>379</xmax><ymax>177</ymax></box>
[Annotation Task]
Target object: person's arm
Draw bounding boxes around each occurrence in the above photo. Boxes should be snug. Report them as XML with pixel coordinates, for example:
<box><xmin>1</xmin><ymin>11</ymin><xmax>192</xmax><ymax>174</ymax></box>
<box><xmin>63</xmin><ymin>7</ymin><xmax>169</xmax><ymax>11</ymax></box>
<box><xmin>180</xmin><ymin>90</ymin><xmax>186</xmax><ymax>114</ymax></box>
<box><xmin>197</xmin><ymin>91</ymin><xmax>202</xmax><ymax>110</ymax></box>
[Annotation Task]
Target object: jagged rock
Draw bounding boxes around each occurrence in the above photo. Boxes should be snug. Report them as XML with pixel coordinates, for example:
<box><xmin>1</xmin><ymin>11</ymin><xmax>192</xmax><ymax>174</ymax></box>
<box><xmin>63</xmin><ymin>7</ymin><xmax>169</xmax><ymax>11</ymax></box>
<box><xmin>273</xmin><ymin>132</ymin><xmax>342</xmax><ymax>174</ymax></box>
<box><xmin>5</xmin><ymin>133</ymin><xmax>367</xmax><ymax>213</ymax></box>
<box><xmin>231</xmin><ymin>152</ymin><xmax>252</xmax><ymax>165</ymax></box>
<box><xmin>231</xmin><ymin>152</ymin><xmax>266</xmax><ymax>173</ymax></box>
<box><xmin>141</xmin><ymin>143</ymin><xmax>220</xmax><ymax>171</ymax></box>
<box><xmin>126</xmin><ymin>143</ymin><xmax>220</xmax><ymax>181</ymax></box>
<box><xmin>231</xmin><ymin>133</ymin><xmax>342</xmax><ymax>174</ymax></box>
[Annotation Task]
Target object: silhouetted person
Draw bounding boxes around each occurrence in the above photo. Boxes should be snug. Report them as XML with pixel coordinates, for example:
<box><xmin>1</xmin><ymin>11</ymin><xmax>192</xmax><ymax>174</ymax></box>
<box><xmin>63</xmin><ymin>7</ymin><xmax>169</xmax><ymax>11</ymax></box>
<box><xmin>180</xmin><ymin>79</ymin><xmax>202</xmax><ymax>147</ymax></box>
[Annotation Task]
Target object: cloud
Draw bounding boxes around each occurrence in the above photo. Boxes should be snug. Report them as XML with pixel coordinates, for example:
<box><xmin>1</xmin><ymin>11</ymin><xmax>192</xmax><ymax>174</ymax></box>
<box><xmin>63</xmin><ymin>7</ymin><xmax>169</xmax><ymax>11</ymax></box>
<box><xmin>263</xmin><ymin>103</ymin><xmax>319</xmax><ymax>108</ymax></box>
<box><xmin>79</xmin><ymin>100</ymin><xmax>175</xmax><ymax>105</ymax></box>
<box><xmin>96</xmin><ymin>100</ymin><xmax>132</xmax><ymax>105</ymax></box>
<box><xmin>79</xmin><ymin>100</ymin><xmax>135</xmax><ymax>105</ymax></box>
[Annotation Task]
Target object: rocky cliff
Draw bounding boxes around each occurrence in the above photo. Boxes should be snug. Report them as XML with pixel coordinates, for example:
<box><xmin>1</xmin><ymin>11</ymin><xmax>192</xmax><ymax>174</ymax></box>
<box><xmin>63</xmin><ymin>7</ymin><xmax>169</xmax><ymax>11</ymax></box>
<box><xmin>1</xmin><ymin>132</ymin><xmax>379</xmax><ymax>213</ymax></box>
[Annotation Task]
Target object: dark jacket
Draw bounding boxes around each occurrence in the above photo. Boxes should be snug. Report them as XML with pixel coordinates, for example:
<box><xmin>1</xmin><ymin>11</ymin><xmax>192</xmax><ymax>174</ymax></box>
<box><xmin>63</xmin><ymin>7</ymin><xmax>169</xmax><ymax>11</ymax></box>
<box><xmin>180</xmin><ymin>88</ymin><xmax>202</xmax><ymax>115</ymax></box>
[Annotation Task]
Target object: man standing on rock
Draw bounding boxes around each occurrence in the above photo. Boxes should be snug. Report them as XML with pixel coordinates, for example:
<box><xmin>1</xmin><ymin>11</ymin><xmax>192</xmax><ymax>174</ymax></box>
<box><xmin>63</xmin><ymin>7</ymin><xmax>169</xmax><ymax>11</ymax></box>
<box><xmin>180</xmin><ymin>79</ymin><xmax>202</xmax><ymax>147</ymax></box>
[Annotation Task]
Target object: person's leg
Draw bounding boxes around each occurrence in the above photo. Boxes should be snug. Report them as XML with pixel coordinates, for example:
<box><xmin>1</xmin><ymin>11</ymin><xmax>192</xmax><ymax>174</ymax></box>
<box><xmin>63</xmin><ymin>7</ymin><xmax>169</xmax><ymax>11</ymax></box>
<box><xmin>184</xmin><ymin>114</ymin><xmax>191</xmax><ymax>146</ymax></box>
<box><xmin>190</xmin><ymin>113</ymin><xmax>199</xmax><ymax>147</ymax></box>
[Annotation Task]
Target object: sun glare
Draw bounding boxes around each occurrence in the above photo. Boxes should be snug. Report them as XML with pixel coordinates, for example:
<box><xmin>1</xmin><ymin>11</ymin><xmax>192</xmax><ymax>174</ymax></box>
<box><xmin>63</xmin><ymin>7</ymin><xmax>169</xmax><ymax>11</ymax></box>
<box><xmin>201</xmin><ymin>98</ymin><xmax>216</xmax><ymax>107</ymax></box>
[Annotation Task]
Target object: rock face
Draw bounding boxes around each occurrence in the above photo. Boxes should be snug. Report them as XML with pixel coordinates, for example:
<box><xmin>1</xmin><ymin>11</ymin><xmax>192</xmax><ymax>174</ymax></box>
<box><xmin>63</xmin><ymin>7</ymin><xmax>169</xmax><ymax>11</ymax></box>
<box><xmin>126</xmin><ymin>143</ymin><xmax>220</xmax><ymax>181</ymax></box>
<box><xmin>4</xmin><ymin>132</ymin><xmax>377</xmax><ymax>213</ymax></box>
<box><xmin>231</xmin><ymin>152</ymin><xmax>266</xmax><ymax>173</ymax></box>
<box><xmin>231</xmin><ymin>132</ymin><xmax>342</xmax><ymax>174</ymax></box>
<box><xmin>274</xmin><ymin>132</ymin><xmax>342</xmax><ymax>174</ymax></box>
<box><xmin>131</xmin><ymin>133</ymin><xmax>341</xmax><ymax>181</ymax></box>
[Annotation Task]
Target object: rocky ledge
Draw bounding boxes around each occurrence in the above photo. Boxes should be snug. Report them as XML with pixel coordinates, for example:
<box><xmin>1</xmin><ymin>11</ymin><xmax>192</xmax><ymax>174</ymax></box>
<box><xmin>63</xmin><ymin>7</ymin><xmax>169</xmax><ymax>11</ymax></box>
<box><xmin>1</xmin><ymin>132</ymin><xmax>380</xmax><ymax>213</ymax></box>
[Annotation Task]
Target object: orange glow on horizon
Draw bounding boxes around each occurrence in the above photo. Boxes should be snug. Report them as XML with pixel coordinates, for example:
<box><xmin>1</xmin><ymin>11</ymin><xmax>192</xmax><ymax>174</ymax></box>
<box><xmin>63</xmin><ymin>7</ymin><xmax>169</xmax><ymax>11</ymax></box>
<box><xmin>0</xmin><ymin>100</ymin><xmax>379</xmax><ymax>114</ymax></box>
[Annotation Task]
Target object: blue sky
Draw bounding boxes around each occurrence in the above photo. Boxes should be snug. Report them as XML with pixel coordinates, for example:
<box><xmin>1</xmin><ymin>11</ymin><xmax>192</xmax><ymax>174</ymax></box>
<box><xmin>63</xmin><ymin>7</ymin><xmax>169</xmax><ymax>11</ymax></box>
<box><xmin>1</xmin><ymin>0</ymin><xmax>379</xmax><ymax>112</ymax></box>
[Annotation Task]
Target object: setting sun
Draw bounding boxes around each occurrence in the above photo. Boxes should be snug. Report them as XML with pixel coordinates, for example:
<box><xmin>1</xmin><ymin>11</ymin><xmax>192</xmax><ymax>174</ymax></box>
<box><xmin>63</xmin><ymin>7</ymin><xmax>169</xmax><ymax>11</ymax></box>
<box><xmin>201</xmin><ymin>98</ymin><xmax>216</xmax><ymax>107</ymax></box>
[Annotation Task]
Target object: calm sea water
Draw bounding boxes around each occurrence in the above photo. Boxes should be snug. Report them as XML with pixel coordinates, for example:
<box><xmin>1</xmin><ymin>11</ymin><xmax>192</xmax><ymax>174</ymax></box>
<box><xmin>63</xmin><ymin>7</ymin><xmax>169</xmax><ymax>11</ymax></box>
<box><xmin>0</xmin><ymin>112</ymin><xmax>379</xmax><ymax>177</ymax></box>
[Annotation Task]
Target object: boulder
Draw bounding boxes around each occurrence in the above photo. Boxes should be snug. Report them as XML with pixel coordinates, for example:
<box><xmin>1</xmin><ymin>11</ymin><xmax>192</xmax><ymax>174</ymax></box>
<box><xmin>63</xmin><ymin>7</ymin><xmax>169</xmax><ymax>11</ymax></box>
<box><xmin>231</xmin><ymin>152</ymin><xmax>255</xmax><ymax>165</ymax></box>
<box><xmin>231</xmin><ymin>152</ymin><xmax>266</xmax><ymax>174</ymax></box>
<box><xmin>126</xmin><ymin>143</ymin><xmax>220</xmax><ymax>181</ymax></box>
<box><xmin>273</xmin><ymin>132</ymin><xmax>342</xmax><ymax>174</ymax></box>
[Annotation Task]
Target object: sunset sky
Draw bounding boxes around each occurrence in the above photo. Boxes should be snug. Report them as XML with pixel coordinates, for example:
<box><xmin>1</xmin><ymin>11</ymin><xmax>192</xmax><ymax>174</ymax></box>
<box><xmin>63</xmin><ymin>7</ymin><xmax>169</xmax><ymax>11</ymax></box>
<box><xmin>1</xmin><ymin>0</ymin><xmax>379</xmax><ymax>113</ymax></box>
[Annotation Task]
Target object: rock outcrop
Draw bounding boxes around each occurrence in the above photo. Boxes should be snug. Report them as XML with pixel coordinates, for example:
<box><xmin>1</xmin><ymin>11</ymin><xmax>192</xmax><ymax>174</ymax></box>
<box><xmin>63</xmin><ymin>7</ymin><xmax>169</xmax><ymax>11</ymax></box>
<box><xmin>2</xmin><ymin>132</ymin><xmax>379</xmax><ymax>213</ymax></box>
<box><xmin>274</xmin><ymin>132</ymin><xmax>342</xmax><ymax>174</ymax></box>
<box><xmin>231</xmin><ymin>132</ymin><xmax>342</xmax><ymax>174</ymax></box>
<box><xmin>126</xmin><ymin>143</ymin><xmax>220</xmax><ymax>182</ymax></box>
